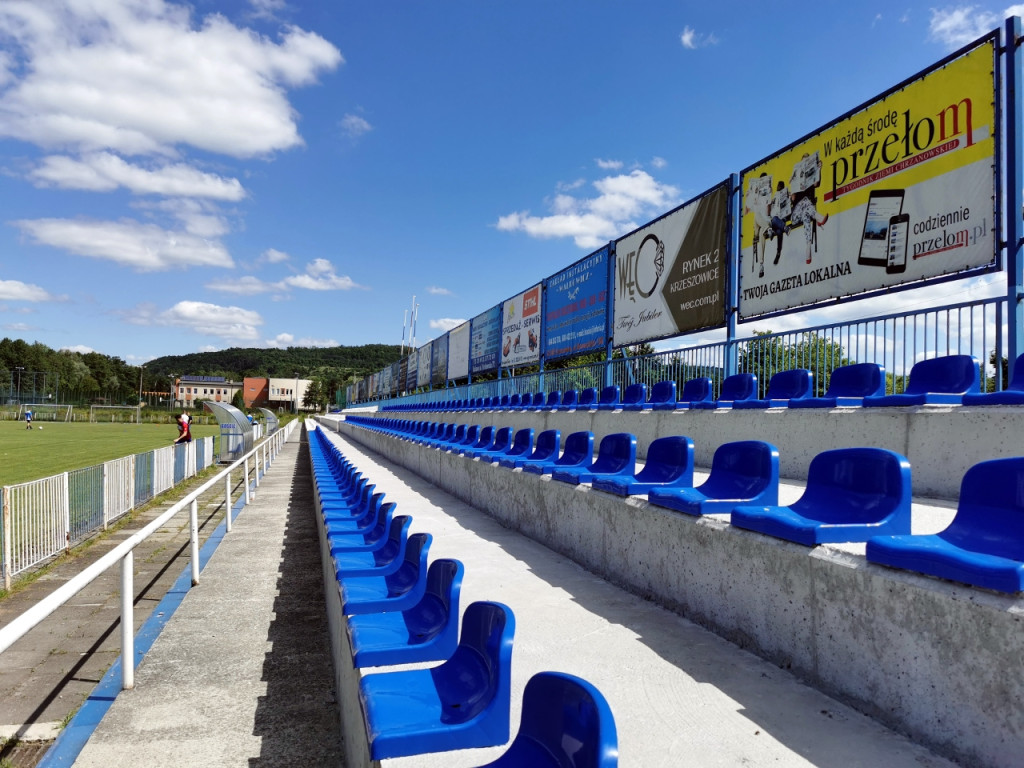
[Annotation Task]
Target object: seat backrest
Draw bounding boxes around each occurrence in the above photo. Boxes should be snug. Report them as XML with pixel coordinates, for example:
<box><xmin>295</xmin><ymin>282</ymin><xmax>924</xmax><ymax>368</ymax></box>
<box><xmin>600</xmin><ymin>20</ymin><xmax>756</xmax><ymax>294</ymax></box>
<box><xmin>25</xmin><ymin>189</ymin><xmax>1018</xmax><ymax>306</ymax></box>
<box><xmin>638</xmin><ymin>435</ymin><xmax>694</xmax><ymax>484</ymax></box>
<box><xmin>679</xmin><ymin>377</ymin><xmax>713</xmax><ymax>403</ymax></box>
<box><xmin>1008</xmin><ymin>352</ymin><xmax>1024</xmax><ymax>391</ymax></box>
<box><xmin>382</xmin><ymin>532</ymin><xmax>432</xmax><ymax>598</ymax></box>
<box><xmin>499</xmin><ymin>395</ymin><xmax>511</xmax><ymax>408</ymax></box>
<box><xmin>490</xmin><ymin>427</ymin><xmax>513</xmax><ymax>451</ymax></box>
<box><xmin>497</xmin><ymin>671</ymin><xmax>618</xmax><ymax>768</ymax></box>
<box><xmin>558</xmin><ymin>431</ymin><xmax>594</xmax><ymax>465</ymax></box>
<box><xmin>531</xmin><ymin>392</ymin><xmax>546</xmax><ymax>407</ymax></box>
<box><xmin>510</xmin><ymin>428</ymin><xmax>534</xmax><ymax>454</ymax></box>
<box><xmin>941</xmin><ymin>457</ymin><xmax>1024</xmax><ymax>559</ymax></box>
<box><xmin>472</xmin><ymin>425</ymin><xmax>496</xmax><ymax>449</ymax></box>
<box><xmin>705</xmin><ymin>440</ymin><xmax>780</xmax><ymax>497</ymax></box>
<box><xmin>720</xmin><ymin>373</ymin><xmax>757</xmax><ymax>401</ymax></box>
<box><xmin>561</xmin><ymin>390</ymin><xmax>579</xmax><ymax>407</ymax></box>
<box><xmin>649</xmin><ymin>380</ymin><xmax>676</xmax><ymax>405</ymax></box>
<box><xmin>459</xmin><ymin>424</ymin><xmax>480</xmax><ymax>446</ymax></box>
<box><xmin>599</xmin><ymin>385</ymin><xmax>620</xmax><ymax>406</ymax></box>
<box><xmin>802</xmin><ymin>448</ymin><xmax>911</xmax><ymax>523</ymax></box>
<box><xmin>579</xmin><ymin>387</ymin><xmax>598</xmax><ymax>407</ymax></box>
<box><xmin>824</xmin><ymin>363</ymin><xmax>886</xmax><ymax>398</ymax></box>
<box><xmin>508</xmin><ymin>393</ymin><xmax>522</xmax><ymax>408</ymax></box>
<box><xmin>590</xmin><ymin>433</ymin><xmax>636</xmax><ymax>472</ymax></box>
<box><xmin>530</xmin><ymin>429</ymin><xmax>561</xmax><ymax>460</ymax></box>
<box><xmin>765</xmin><ymin>369</ymin><xmax>813</xmax><ymax>400</ymax></box>
<box><xmin>545</xmin><ymin>390</ymin><xmax>562</xmax><ymax>408</ymax></box>
<box><xmin>450</xmin><ymin>424</ymin><xmax>468</xmax><ymax>444</ymax></box>
<box><xmin>906</xmin><ymin>354</ymin><xmax>981</xmax><ymax>395</ymax></box>
<box><xmin>436</xmin><ymin>601</ymin><xmax>515</xmax><ymax>722</ymax></box>
<box><xmin>400</xmin><ymin>558</ymin><xmax>464</xmax><ymax>647</ymax></box>
<box><xmin>622</xmin><ymin>382</ymin><xmax>647</xmax><ymax>405</ymax></box>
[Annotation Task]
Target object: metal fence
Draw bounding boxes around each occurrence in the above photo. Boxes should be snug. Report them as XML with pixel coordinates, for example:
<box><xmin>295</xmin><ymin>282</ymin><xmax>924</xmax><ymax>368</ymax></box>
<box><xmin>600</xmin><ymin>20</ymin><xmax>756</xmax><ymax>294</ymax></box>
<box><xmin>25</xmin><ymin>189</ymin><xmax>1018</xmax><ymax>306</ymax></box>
<box><xmin>367</xmin><ymin>296</ymin><xmax>1006</xmax><ymax>407</ymax></box>
<box><xmin>1</xmin><ymin>436</ymin><xmax>216</xmax><ymax>588</ymax></box>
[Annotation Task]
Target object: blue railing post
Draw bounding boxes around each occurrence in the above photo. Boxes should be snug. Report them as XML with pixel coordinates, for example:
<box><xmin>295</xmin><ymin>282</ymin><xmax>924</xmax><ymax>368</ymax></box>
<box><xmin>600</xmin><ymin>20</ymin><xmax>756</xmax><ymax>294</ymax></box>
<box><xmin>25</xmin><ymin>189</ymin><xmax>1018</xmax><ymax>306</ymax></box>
<box><xmin>1007</xmin><ymin>16</ymin><xmax>1024</xmax><ymax>379</ymax></box>
<box><xmin>725</xmin><ymin>172</ymin><xmax>741</xmax><ymax>378</ymax></box>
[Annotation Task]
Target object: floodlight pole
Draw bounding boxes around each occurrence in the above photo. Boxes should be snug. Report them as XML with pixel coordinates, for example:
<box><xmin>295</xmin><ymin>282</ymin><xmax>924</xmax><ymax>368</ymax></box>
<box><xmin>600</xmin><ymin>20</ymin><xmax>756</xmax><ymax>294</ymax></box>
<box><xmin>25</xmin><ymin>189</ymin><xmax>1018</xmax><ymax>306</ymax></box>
<box><xmin>14</xmin><ymin>367</ymin><xmax>23</xmax><ymax>405</ymax></box>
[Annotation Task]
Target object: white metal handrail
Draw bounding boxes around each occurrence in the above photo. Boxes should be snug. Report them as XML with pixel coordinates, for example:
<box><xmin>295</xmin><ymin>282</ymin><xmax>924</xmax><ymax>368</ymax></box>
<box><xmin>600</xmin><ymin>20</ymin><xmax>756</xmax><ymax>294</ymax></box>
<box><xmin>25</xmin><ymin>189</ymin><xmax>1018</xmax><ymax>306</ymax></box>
<box><xmin>0</xmin><ymin>420</ymin><xmax>297</xmax><ymax>690</ymax></box>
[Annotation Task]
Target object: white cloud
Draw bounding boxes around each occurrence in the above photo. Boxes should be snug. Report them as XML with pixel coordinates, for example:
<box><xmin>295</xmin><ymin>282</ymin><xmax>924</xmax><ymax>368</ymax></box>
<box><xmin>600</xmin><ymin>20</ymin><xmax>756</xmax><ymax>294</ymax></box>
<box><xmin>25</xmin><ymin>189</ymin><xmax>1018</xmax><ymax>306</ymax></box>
<box><xmin>0</xmin><ymin>1</ymin><xmax>344</xmax><ymax>158</ymax></box>
<box><xmin>14</xmin><ymin>217</ymin><xmax>234</xmax><ymax>271</ymax></box>
<box><xmin>205</xmin><ymin>275</ymin><xmax>279</xmax><ymax>295</ymax></box>
<box><xmin>280</xmin><ymin>258</ymin><xmax>362</xmax><ymax>290</ymax></box>
<box><xmin>341</xmin><ymin>113</ymin><xmax>372</xmax><ymax>138</ymax></box>
<box><xmin>29</xmin><ymin>152</ymin><xmax>245</xmax><ymax>199</ymax></box>
<box><xmin>138</xmin><ymin>198</ymin><xmax>232</xmax><ymax>238</ymax></box>
<box><xmin>261</xmin><ymin>248</ymin><xmax>290</xmax><ymax>263</ymax></box>
<box><xmin>497</xmin><ymin>169</ymin><xmax>679</xmax><ymax>249</ymax></box>
<box><xmin>651</xmin><ymin>156</ymin><xmax>667</xmax><ymax>169</ymax></box>
<box><xmin>595</xmin><ymin>158</ymin><xmax>623</xmax><ymax>170</ymax></box>
<box><xmin>929</xmin><ymin>5</ymin><xmax>1024</xmax><ymax>48</ymax></box>
<box><xmin>0</xmin><ymin>278</ymin><xmax>57</xmax><ymax>302</ymax></box>
<box><xmin>3</xmin><ymin>322</ymin><xmax>33</xmax><ymax>331</ymax></box>
<box><xmin>60</xmin><ymin>344</ymin><xmax>96</xmax><ymax>354</ymax></box>
<box><xmin>427</xmin><ymin>285</ymin><xmax>453</xmax><ymax>296</ymax></box>
<box><xmin>266</xmin><ymin>332</ymin><xmax>338</xmax><ymax>348</ymax></box>
<box><xmin>680</xmin><ymin>25</ymin><xmax>718</xmax><ymax>49</ymax></box>
<box><xmin>249</xmin><ymin>0</ymin><xmax>288</xmax><ymax>20</ymax></box>
<box><xmin>133</xmin><ymin>299</ymin><xmax>265</xmax><ymax>341</ymax></box>
<box><xmin>430</xmin><ymin>317</ymin><xmax>465</xmax><ymax>332</ymax></box>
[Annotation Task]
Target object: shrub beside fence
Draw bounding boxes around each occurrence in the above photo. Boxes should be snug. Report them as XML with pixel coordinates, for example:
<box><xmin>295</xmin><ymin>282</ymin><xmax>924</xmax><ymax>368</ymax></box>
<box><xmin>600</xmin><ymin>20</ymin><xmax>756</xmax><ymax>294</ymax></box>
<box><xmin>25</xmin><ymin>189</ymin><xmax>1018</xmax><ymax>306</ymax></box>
<box><xmin>0</xmin><ymin>436</ymin><xmax>216</xmax><ymax>589</ymax></box>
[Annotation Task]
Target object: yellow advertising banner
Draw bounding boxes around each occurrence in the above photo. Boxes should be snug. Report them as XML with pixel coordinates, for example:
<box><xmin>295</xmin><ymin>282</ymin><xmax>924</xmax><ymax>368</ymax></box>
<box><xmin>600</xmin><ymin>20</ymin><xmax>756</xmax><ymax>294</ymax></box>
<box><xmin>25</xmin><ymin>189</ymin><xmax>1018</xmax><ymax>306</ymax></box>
<box><xmin>739</xmin><ymin>38</ymin><xmax>996</xmax><ymax>318</ymax></box>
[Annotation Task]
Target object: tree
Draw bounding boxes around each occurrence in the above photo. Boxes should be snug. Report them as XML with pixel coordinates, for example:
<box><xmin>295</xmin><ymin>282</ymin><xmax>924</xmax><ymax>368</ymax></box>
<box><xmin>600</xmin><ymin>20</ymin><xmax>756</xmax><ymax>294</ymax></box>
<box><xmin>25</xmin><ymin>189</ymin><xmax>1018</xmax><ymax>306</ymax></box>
<box><xmin>303</xmin><ymin>379</ymin><xmax>328</xmax><ymax>411</ymax></box>
<box><xmin>739</xmin><ymin>331</ymin><xmax>851</xmax><ymax>396</ymax></box>
<box><xmin>232</xmin><ymin>389</ymin><xmax>246</xmax><ymax>410</ymax></box>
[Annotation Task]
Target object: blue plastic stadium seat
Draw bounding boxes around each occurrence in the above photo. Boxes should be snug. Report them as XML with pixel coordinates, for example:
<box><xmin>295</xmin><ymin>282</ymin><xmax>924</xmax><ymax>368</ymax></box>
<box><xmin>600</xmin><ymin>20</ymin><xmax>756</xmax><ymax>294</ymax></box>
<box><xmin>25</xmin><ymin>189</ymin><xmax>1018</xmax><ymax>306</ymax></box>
<box><xmin>522</xmin><ymin>431</ymin><xmax>594</xmax><ymax>476</ymax></box>
<box><xmin>619</xmin><ymin>382</ymin><xmax>647</xmax><ymax>411</ymax></box>
<box><xmin>325</xmin><ymin>495</ymin><xmax>392</xmax><ymax>540</ymax></box>
<box><xmin>788</xmin><ymin>363</ymin><xmax>886</xmax><ymax>408</ymax></box>
<box><xmin>526</xmin><ymin>392</ymin><xmax>547</xmax><ymax>409</ymax></box>
<box><xmin>676</xmin><ymin>377</ymin><xmax>713</xmax><ymax>409</ymax></box>
<box><xmin>348</xmin><ymin>559</ymin><xmax>464</xmax><ymax>668</ymax></box>
<box><xmin>863</xmin><ymin>354</ymin><xmax>980</xmax><ymax>406</ymax></box>
<box><xmin>551</xmin><ymin>433</ymin><xmax>636</xmax><ymax>485</ymax></box>
<box><xmin>648</xmin><ymin>440</ymin><xmax>780</xmax><ymax>516</ymax></box>
<box><xmin>578</xmin><ymin>387</ymin><xmax>599</xmax><ymax>410</ymax></box>
<box><xmin>596</xmin><ymin>385</ymin><xmax>621</xmax><ymax>411</ymax></box>
<box><xmin>592</xmin><ymin>435</ymin><xmax>694</xmax><ymax>496</ymax></box>
<box><xmin>341</xmin><ymin>533</ymin><xmax>432</xmax><ymax>615</ymax></box>
<box><xmin>457</xmin><ymin>425</ymin><xmax>494</xmax><ymax>456</ymax></box>
<box><xmin>502</xmin><ymin>429</ymin><xmax>561</xmax><ymax>469</ymax></box>
<box><xmin>557</xmin><ymin>390</ymin><xmax>580</xmax><ymax>411</ymax></box>
<box><xmin>733</xmin><ymin>368</ymin><xmax>813</xmax><ymax>409</ymax></box>
<box><xmin>643</xmin><ymin>380</ymin><xmax>677</xmax><ymax>410</ymax></box>
<box><xmin>731</xmin><ymin>448</ymin><xmax>912</xmax><ymax>545</ymax></box>
<box><xmin>542</xmin><ymin>391</ymin><xmax>563</xmax><ymax>410</ymax></box>
<box><xmin>476</xmin><ymin>671</ymin><xmax>618</xmax><ymax>768</ymax></box>
<box><xmin>484</xmin><ymin>427</ymin><xmax>534</xmax><ymax>465</ymax></box>
<box><xmin>866</xmin><ymin>457</ymin><xmax>1024</xmax><ymax>593</ymax></box>
<box><xmin>691</xmin><ymin>373</ymin><xmax>758</xmax><ymax>409</ymax></box>
<box><xmin>334</xmin><ymin>517</ymin><xmax>422</xmax><ymax>580</ymax></box>
<box><xmin>359</xmin><ymin>601</ymin><xmax>515</xmax><ymax>760</ymax></box>
<box><xmin>962</xmin><ymin>352</ymin><xmax>1024</xmax><ymax>405</ymax></box>
<box><xmin>466</xmin><ymin>426</ymin><xmax>513</xmax><ymax>460</ymax></box>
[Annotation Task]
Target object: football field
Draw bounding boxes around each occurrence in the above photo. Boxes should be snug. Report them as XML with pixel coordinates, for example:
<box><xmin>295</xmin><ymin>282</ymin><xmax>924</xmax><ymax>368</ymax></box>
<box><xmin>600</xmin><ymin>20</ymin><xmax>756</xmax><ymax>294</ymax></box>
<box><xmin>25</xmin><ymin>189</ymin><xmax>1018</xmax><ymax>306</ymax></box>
<box><xmin>0</xmin><ymin>420</ymin><xmax>220</xmax><ymax>487</ymax></box>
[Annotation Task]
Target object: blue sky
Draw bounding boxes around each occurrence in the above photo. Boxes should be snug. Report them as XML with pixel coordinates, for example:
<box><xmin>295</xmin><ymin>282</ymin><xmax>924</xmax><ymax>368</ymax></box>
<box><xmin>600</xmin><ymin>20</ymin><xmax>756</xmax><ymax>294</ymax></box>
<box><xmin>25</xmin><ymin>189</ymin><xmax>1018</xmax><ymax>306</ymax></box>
<box><xmin>0</xmin><ymin>0</ymin><xmax>1019</xmax><ymax>364</ymax></box>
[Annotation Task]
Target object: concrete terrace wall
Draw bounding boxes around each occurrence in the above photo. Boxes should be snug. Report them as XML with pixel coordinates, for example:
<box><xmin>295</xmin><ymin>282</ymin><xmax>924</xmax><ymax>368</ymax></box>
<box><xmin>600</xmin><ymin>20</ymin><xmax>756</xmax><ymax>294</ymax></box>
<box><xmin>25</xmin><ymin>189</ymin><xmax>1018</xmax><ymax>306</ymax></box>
<box><xmin>328</xmin><ymin>411</ymin><xmax>1024</xmax><ymax>768</ymax></box>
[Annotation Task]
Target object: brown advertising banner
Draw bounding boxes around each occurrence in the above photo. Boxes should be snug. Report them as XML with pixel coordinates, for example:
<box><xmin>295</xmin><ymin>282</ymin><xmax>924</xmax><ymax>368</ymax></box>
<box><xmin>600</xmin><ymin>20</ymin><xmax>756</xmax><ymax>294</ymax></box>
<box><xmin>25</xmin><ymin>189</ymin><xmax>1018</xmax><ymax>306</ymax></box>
<box><xmin>739</xmin><ymin>37</ymin><xmax>997</xmax><ymax>319</ymax></box>
<box><xmin>613</xmin><ymin>182</ymin><xmax>729</xmax><ymax>346</ymax></box>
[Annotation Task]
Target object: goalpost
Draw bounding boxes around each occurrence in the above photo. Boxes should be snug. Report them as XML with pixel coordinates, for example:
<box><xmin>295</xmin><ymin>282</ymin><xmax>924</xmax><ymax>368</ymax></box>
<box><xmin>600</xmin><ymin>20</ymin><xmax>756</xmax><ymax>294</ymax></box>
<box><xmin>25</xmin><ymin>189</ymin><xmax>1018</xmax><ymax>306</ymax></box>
<box><xmin>18</xmin><ymin>403</ymin><xmax>73</xmax><ymax>422</ymax></box>
<box><xmin>88</xmin><ymin>404</ymin><xmax>141</xmax><ymax>423</ymax></box>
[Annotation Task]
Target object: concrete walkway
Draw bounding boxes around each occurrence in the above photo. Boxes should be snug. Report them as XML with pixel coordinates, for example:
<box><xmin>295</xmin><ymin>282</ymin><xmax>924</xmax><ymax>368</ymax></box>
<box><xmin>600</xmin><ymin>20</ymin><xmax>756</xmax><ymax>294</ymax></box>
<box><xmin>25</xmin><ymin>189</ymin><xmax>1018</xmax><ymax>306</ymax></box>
<box><xmin>60</xmin><ymin>429</ymin><xmax>341</xmax><ymax>767</ymax></box>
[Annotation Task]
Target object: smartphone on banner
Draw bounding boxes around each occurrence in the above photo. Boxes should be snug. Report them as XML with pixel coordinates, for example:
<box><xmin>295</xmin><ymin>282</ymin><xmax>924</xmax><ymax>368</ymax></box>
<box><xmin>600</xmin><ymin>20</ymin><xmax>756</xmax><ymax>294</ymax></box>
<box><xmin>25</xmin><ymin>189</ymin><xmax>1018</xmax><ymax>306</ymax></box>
<box><xmin>886</xmin><ymin>214</ymin><xmax>909</xmax><ymax>274</ymax></box>
<box><xmin>858</xmin><ymin>189</ymin><xmax>905</xmax><ymax>267</ymax></box>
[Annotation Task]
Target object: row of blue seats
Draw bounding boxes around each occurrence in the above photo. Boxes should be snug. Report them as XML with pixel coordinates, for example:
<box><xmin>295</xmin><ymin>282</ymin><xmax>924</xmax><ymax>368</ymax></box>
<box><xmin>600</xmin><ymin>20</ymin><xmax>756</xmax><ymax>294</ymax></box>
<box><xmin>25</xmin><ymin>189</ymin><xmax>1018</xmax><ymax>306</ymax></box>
<box><xmin>344</xmin><ymin>416</ymin><xmax>1024</xmax><ymax>594</ymax></box>
<box><xmin>380</xmin><ymin>353</ymin><xmax>1024</xmax><ymax>412</ymax></box>
<box><xmin>308</xmin><ymin>426</ymin><xmax>619</xmax><ymax>766</ymax></box>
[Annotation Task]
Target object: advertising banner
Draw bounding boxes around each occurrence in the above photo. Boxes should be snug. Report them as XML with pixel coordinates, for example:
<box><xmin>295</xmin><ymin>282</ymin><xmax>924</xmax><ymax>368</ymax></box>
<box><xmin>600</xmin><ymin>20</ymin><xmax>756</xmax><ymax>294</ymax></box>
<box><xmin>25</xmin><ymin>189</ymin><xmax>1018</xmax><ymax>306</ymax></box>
<box><xmin>470</xmin><ymin>305</ymin><xmax>502</xmax><ymax>374</ymax></box>
<box><xmin>500</xmin><ymin>284</ymin><xmax>542</xmax><ymax>368</ymax></box>
<box><xmin>739</xmin><ymin>38</ymin><xmax>997</xmax><ymax>318</ymax></box>
<box><xmin>431</xmin><ymin>334</ymin><xmax>449</xmax><ymax>387</ymax></box>
<box><xmin>389</xmin><ymin>361</ymin><xmax>401</xmax><ymax>396</ymax></box>
<box><xmin>448</xmin><ymin>321</ymin><xmax>470</xmax><ymax>380</ymax></box>
<box><xmin>380</xmin><ymin>366</ymin><xmax>392</xmax><ymax>398</ymax></box>
<box><xmin>544</xmin><ymin>246</ymin><xmax>609</xmax><ymax>361</ymax></box>
<box><xmin>404</xmin><ymin>352</ymin><xmax>417</xmax><ymax>392</ymax></box>
<box><xmin>613</xmin><ymin>183</ymin><xmax>729</xmax><ymax>346</ymax></box>
<box><xmin>417</xmin><ymin>342</ymin><xmax>432</xmax><ymax>388</ymax></box>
